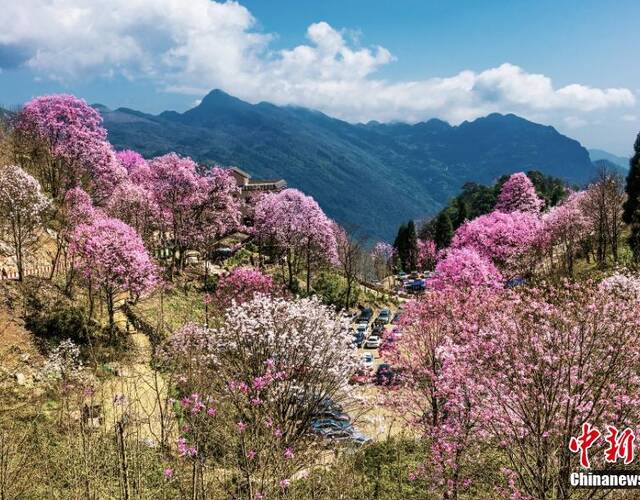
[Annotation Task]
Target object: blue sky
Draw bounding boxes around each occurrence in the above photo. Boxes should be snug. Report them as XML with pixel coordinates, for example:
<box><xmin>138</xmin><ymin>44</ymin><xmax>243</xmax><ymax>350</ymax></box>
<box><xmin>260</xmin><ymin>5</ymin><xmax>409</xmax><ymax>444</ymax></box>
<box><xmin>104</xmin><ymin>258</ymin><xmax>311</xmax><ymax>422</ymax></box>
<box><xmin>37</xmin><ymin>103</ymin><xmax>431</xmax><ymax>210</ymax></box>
<box><xmin>1</xmin><ymin>0</ymin><xmax>638</xmax><ymax>155</ymax></box>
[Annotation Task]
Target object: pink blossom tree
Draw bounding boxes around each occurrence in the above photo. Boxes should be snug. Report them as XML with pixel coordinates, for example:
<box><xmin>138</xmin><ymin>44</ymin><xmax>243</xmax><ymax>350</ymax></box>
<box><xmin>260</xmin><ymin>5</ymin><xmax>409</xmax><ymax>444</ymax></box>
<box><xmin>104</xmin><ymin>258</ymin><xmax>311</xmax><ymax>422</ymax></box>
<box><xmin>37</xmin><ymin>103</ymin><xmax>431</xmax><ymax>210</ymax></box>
<box><xmin>253</xmin><ymin>189</ymin><xmax>337</xmax><ymax>293</ymax></box>
<box><xmin>542</xmin><ymin>191</ymin><xmax>591</xmax><ymax>275</ymax></box>
<box><xmin>51</xmin><ymin>187</ymin><xmax>101</xmax><ymax>279</ymax></box>
<box><xmin>417</xmin><ymin>238</ymin><xmax>437</xmax><ymax>271</ymax></box>
<box><xmin>62</xmin><ymin>187</ymin><xmax>99</xmax><ymax>228</ymax></box>
<box><xmin>161</xmin><ymin>295</ymin><xmax>360</xmax><ymax>497</ymax></box>
<box><xmin>370</xmin><ymin>241</ymin><xmax>394</xmax><ymax>280</ymax></box>
<box><xmin>147</xmin><ymin>154</ymin><xmax>241</xmax><ymax>276</ymax></box>
<box><xmin>463</xmin><ymin>283</ymin><xmax>640</xmax><ymax>498</ymax></box>
<box><xmin>106</xmin><ymin>181</ymin><xmax>159</xmax><ymax>245</ymax></box>
<box><xmin>381</xmin><ymin>289</ymin><xmax>497</xmax><ymax>498</ymax></box>
<box><xmin>187</xmin><ymin>167</ymin><xmax>242</xmax><ymax>265</ymax></box>
<box><xmin>70</xmin><ymin>217</ymin><xmax>158</xmax><ymax>329</ymax></box>
<box><xmin>214</xmin><ymin>267</ymin><xmax>275</xmax><ymax>310</ymax></box>
<box><xmin>385</xmin><ymin>281</ymin><xmax>640</xmax><ymax>498</ymax></box>
<box><xmin>495</xmin><ymin>172</ymin><xmax>544</xmax><ymax>213</ymax></box>
<box><xmin>0</xmin><ymin>165</ymin><xmax>50</xmax><ymax>280</ymax></box>
<box><xmin>451</xmin><ymin>210</ymin><xmax>543</xmax><ymax>276</ymax></box>
<box><xmin>429</xmin><ymin>247</ymin><xmax>503</xmax><ymax>290</ymax></box>
<box><xmin>16</xmin><ymin>94</ymin><xmax>124</xmax><ymax>201</ymax></box>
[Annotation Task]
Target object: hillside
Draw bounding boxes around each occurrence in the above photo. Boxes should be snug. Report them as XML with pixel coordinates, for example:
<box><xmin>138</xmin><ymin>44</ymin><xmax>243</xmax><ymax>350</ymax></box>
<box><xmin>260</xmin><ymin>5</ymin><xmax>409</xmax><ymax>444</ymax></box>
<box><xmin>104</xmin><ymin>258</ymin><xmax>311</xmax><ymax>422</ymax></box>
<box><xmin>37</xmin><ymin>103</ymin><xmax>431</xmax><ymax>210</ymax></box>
<box><xmin>101</xmin><ymin>90</ymin><xmax>599</xmax><ymax>240</ymax></box>
<box><xmin>589</xmin><ymin>148</ymin><xmax>630</xmax><ymax>170</ymax></box>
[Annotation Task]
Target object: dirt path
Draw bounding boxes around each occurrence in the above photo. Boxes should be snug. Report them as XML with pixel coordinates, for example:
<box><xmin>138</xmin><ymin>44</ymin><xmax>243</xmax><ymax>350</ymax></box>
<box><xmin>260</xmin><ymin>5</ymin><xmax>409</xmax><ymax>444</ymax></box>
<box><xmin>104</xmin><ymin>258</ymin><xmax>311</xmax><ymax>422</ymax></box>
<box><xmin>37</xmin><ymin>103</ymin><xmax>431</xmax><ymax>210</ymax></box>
<box><xmin>99</xmin><ymin>312</ymin><xmax>170</xmax><ymax>445</ymax></box>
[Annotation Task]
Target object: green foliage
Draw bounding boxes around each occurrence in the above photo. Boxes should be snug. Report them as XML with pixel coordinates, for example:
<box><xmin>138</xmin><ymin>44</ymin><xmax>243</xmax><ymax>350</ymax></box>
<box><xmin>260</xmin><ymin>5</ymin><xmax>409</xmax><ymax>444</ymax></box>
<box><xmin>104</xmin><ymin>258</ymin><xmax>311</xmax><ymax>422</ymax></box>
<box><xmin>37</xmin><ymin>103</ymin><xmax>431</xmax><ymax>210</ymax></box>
<box><xmin>312</xmin><ymin>271</ymin><xmax>360</xmax><ymax>310</ymax></box>
<box><xmin>421</xmin><ymin>170</ymin><xmax>568</xmax><ymax>240</ymax></box>
<box><xmin>393</xmin><ymin>220</ymin><xmax>418</xmax><ymax>271</ymax></box>
<box><xmin>433</xmin><ymin>211</ymin><xmax>454</xmax><ymax>249</ymax></box>
<box><xmin>288</xmin><ymin>438</ymin><xmax>428</xmax><ymax>500</ymax></box>
<box><xmin>223</xmin><ymin>246</ymin><xmax>256</xmax><ymax>269</ymax></box>
<box><xmin>525</xmin><ymin>170</ymin><xmax>569</xmax><ymax>207</ymax></box>
<box><xmin>26</xmin><ymin>304</ymin><xmax>101</xmax><ymax>346</ymax></box>
<box><xmin>623</xmin><ymin>134</ymin><xmax>640</xmax><ymax>260</ymax></box>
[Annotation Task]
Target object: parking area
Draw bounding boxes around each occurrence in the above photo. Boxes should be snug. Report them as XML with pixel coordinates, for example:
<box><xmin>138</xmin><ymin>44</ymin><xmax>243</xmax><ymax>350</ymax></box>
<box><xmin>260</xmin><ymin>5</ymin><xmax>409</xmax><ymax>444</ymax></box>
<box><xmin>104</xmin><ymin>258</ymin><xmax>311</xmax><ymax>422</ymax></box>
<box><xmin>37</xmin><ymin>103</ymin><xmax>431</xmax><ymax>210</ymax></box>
<box><xmin>350</xmin><ymin>304</ymin><xmax>404</xmax><ymax>381</ymax></box>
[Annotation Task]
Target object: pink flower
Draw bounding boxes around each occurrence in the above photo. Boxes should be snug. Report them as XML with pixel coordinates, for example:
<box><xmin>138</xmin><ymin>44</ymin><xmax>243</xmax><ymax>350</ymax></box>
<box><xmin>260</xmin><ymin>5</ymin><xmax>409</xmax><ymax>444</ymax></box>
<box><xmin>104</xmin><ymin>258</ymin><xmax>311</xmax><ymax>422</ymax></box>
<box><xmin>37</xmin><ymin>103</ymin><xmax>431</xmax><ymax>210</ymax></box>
<box><xmin>253</xmin><ymin>493</ymin><xmax>264</xmax><ymax>500</ymax></box>
<box><xmin>280</xmin><ymin>479</ymin><xmax>290</xmax><ymax>489</ymax></box>
<box><xmin>252</xmin><ymin>376</ymin><xmax>270</xmax><ymax>391</ymax></box>
<box><xmin>163</xmin><ymin>468</ymin><xmax>173</xmax><ymax>479</ymax></box>
<box><xmin>177</xmin><ymin>438</ymin><xmax>197</xmax><ymax>457</ymax></box>
<box><xmin>207</xmin><ymin>407</ymin><xmax>217</xmax><ymax>417</ymax></box>
<box><xmin>274</xmin><ymin>428</ymin><xmax>283</xmax><ymax>438</ymax></box>
<box><xmin>246</xmin><ymin>450</ymin><xmax>256</xmax><ymax>460</ymax></box>
<box><xmin>237</xmin><ymin>421</ymin><xmax>247</xmax><ymax>433</ymax></box>
<box><xmin>284</xmin><ymin>447</ymin><xmax>294</xmax><ymax>460</ymax></box>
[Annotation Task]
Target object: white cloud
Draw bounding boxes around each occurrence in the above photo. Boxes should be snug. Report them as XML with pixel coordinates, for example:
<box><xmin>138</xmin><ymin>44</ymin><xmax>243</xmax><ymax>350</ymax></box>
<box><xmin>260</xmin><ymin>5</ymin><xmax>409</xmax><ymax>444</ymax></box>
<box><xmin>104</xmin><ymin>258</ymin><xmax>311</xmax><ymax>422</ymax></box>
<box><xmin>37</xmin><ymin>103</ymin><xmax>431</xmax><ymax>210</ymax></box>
<box><xmin>0</xmin><ymin>0</ymin><xmax>635</xmax><ymax>126</ymax></box>
<box><xmin>622</xmin><ymin>114</ymin><xmax>638</xmax><ymax>122</ymax></box>
<box><xmin>563</xmin><ymin>116</ymin><xmax>589</xmax><ymax>129</ymax></box>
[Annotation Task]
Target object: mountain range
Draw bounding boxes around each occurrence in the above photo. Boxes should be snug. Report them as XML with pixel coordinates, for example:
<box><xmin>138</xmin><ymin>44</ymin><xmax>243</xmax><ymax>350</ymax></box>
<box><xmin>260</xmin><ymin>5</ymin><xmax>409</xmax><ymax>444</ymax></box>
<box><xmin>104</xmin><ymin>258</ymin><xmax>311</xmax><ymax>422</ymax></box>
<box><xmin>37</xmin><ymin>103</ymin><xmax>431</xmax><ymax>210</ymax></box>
<box><xmin>90</xmin><ymin>91</ymin><xmax>625</xmax><ymax>240</ymax></box>
<box><xmin>588</xmin><ymin>148</ymin><xmax>630</xmax><ymax>170</ymax></box>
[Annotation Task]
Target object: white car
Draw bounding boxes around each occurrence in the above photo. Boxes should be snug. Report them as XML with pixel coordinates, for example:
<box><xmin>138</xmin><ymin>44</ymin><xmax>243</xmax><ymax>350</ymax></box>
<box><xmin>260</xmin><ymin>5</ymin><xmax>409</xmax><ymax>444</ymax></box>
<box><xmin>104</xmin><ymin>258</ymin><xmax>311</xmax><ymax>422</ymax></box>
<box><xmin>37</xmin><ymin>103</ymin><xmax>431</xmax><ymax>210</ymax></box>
<box><xmin>356</xmin><ymin>323</ymin><xmax>368</xmax><ymax>334</ymax></box>
<box><xmin>365</xmin><ymin>335</ymin><xmax>380</xmax><ymax>349</ymax></box>
<box><xmin>361</xmin><ymin>353</ymin><xmax>374</xmax><ymax>368</ymax></box>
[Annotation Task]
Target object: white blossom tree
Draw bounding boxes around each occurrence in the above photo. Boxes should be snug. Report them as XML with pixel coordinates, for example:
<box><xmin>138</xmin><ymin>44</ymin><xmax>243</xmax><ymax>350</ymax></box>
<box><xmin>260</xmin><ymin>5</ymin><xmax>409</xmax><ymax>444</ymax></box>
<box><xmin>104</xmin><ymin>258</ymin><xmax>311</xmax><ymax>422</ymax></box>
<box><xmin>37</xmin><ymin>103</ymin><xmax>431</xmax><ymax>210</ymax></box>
<box><xmin>161</xmin><ymin>295</ymin><xmax>361</xmax><ymax>497</ymax></box>
<box><xmin>0</xmin><ymin>165</ymin><xmax>50</xmax><ymax>280</ymax></box>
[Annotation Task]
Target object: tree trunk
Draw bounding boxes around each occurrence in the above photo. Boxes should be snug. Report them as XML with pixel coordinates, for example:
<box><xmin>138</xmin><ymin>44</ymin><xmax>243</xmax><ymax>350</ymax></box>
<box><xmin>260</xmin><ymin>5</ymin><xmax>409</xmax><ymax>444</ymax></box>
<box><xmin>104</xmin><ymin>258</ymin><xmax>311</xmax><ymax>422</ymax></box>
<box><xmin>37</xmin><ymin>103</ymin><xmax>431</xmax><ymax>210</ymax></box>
<box><xmin>107</xmin><ymin>291</ymin><xmax>115</xmax><ymax>332</ymax></box>
<box><xmin>116</xmin><ymin>422</ymin><xmax>130</xmax><ymax>500</ymax></box>
<box><xmin>287</xmin><ymin>249</ymin><xmax>294</xmax><ymax>291</ymax></box>
<box><xmin>345</xmin><ymin>280</ymin><xmax>352</xmax><ymax>310</ymax></box>
<box><xmin>306</xmin><ymin>245</ymin><xmax>311</xmax><ymax>294</ymax></box>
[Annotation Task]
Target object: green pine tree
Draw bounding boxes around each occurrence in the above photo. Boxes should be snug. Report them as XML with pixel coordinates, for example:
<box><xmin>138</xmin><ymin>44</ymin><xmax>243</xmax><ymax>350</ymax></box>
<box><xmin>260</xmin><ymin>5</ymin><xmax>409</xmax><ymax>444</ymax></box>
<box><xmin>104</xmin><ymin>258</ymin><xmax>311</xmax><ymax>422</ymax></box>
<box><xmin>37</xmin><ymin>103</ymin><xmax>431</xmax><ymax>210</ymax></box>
<box><xmin>434</xmin><ymin>211</ymin><xmax>454</xmax><ymax>249</ymax></box>
<box><xmin>623</xmin><ymin>133</ymin><xmax>640</xmax><ymax>224</ymax></box>
<box><xmin>624</xmin><ymin>133</ymin><xmax>640</xmax><ymax>261</ymax></box>
<box><xmin>406</xmin><ymin>220</ymin><xmax>418</xmax><ymax>271</ymax></box>
<box><xmin>393</xmin><ymin>223</ymin><xmax>408</xmax><ymax>271</ymax></box>
<box><xmin>456</xmin><ymin>199</ymin><xmax>469</xmax><ymax>226</ymax></box>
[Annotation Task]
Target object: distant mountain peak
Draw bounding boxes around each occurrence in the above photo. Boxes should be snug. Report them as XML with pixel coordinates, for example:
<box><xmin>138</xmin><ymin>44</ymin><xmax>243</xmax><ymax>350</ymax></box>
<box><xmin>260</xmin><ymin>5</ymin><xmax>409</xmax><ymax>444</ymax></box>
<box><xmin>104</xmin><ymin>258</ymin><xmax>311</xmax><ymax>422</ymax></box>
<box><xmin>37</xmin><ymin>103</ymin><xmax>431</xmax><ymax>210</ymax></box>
<box><xmin>197</xmin><ymin>89</ymin><xmax>248</xmax><ymax>110</ymax></box>
<box><xmin>91</xmin><ymin>103</ymin><xmax>111</xmax><ymax>113</ymax></box>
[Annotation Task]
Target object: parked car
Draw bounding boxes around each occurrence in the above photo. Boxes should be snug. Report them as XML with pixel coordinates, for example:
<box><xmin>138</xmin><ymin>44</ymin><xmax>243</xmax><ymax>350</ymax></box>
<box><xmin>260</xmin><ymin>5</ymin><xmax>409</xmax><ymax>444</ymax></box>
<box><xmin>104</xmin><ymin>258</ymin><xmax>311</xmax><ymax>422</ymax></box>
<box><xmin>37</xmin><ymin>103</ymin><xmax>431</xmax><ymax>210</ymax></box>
<box><xmin>377</xmin><ymin>309</ymin><xmax>391</xmax><ymax>324</ymax></box>
<box><xmin>361</xmin><ymin>352</ymin><xmax>374</xmax><ymax>369</ymax></box>
<box><xmin>358</xmin><ymin>307</ymin><xmax>373</xmax><ymax>323</ymax></box>
<box><xmin>311</xmin><ymin>418</ymin><xmax>371</xmax><ymax>445</ymax></box>
<box><xmin>312</xmin><ymin>418</ymin><xmax>352</xmax><ymax>431</ymax></box>
<box><xmin>411</xmin><ymin>279</ymin><xmax>425</xmax><ymax>291</ymax></box>
<box><xmin>212</xmin><ymin>247</ymin><xmax>233</xmax><ymax>260</ymax></box>
<box><xmin>350</xmin><ymin>368</ymin><xmax>370</xmax><ymax>385</ymax></box>
<box><xmin>365</xmin><ymin>335</ymin><xmax>381</xmax><ymax>349</ymax></box>
<box><xmin>375</xmin><ymin>364</ymin><xmax>400</xmax><ymax>386</ymax></box>
<box><xmin>353</xmin><ymin>331</ymin><xmax>365</xmax><ymax>347</ymax></box>
<box><xmin>371</xmin><ymin>324</ymin><xmax>384</xmax><ymax>335</ymax></box>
